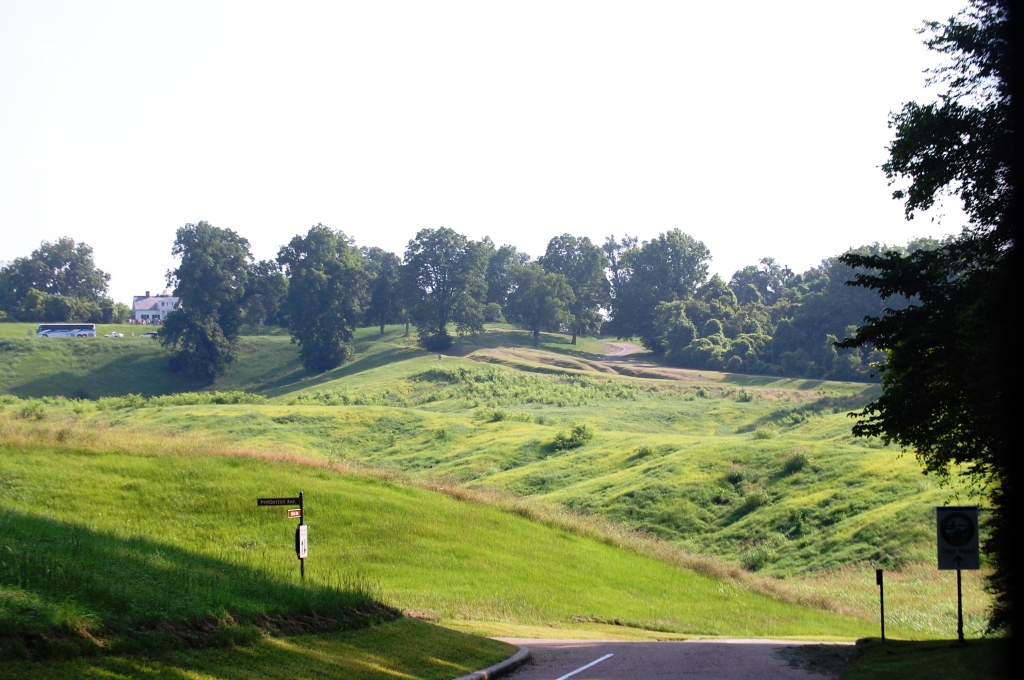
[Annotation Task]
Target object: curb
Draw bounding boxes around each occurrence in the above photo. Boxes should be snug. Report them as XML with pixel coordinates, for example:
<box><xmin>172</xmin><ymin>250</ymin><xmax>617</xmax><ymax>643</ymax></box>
<box><xmin>454</xmin><ymin>646</ymin><xmax>531</xmax><ymax>680</ymax></box>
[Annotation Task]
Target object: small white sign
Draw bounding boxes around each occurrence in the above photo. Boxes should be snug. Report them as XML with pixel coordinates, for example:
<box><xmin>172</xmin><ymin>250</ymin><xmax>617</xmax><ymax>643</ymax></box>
<box><xmin>296</xmin><ymin>525</ymin><xmax>308</xmax><ymax>559</ymax></box>
<box><xmin>937</xmin><ymin>506</ymin><xmax>979</xmax><ymax>570</ymax></box>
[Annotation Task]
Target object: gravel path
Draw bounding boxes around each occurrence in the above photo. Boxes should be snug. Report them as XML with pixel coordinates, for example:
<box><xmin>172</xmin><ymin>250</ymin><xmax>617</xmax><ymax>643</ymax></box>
<box><xmin>498</xmin><ymin>638</ymin><xmax>851</xmax><ymax>680</ymax></box>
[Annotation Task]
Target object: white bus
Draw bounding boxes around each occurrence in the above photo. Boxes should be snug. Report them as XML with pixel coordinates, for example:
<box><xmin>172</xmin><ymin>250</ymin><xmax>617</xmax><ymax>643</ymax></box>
<box><xmin>36</xmin><ymin>323</ymin><xmax>97</xmax><ymax>338</ymax></box>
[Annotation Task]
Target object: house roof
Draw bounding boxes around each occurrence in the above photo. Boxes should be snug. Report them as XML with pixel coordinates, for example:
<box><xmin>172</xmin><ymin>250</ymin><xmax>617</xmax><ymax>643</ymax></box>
<box><xmin>132</xmin><ymin>296</ymin><xmax>179</xmax><ymax>312</ymax></box>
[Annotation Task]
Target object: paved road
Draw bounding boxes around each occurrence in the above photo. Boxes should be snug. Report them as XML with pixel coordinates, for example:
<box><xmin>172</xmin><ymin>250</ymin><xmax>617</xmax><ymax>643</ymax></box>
<box><xmin>499</xmin><ymin>639</ymin><xmax>848</xmax><ymax>680</ymax></box>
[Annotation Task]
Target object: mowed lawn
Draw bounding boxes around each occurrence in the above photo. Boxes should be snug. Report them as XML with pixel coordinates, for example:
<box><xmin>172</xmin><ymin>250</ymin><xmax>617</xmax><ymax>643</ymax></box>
<box><xmin>0</xmin><ymin>446</ymin><xmax>877</xmax><ymax>640</ymax></box>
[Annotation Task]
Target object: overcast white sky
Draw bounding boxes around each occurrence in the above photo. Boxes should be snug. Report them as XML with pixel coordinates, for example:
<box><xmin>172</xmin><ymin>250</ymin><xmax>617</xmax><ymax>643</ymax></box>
<box><xmin>1</xmin><ymin>0</ymin><xmax>969</xmax><ymax>305</ymax></box>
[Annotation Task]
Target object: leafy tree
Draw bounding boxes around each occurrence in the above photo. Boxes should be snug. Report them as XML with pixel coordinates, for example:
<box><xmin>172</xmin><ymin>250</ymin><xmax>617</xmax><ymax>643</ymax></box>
<box><xmin>242</xmin><ymin>259</ymin><xmax>288</xmax><ymax>326</ymax></box>
<box><xmin>504</xmin><ymin>263</ymin><xmax>574</xmax><ymax>347</ymax></box>
<box><xmin>0</xmin><ymin>237</ymin><xmax>119</xmax><ymax>321</ymax></box>
<box><xmin>485</xmin><ymin>244</ymin><xmax>531</xmax><ymax>310</ymax></box>
<box><xmin>838</xmin><ymin>0</ymin><xmax>1017</xmax><ymax>633</ymax></box>
<box><xmin>363</xmin><ymin>247</ymin><xmax>404</xmax><ymax>335</ymax></box>
<box><xmin>729</xmin><ymin>258</ymin><xmax>793</xmax><ymax>305</ymax></box>
<box><xmin>277</xmin><ymin>225</ymin><xmax>367</xmax><ymax>372</ymax></box>
<box><xmin>539</xmin><ymin>234</ymin><xmax>609</xmax><ymax>343</ymax></box>
<box><xmin>609</xmin><ymin>229</ymin><xmax>711</xmax><ymax>351</ymax></box>
<box><xmin>403</xmin><ymin>227</ymin><xmax>487</xmax><ymax>350</ymax></box>
<box><xmin>161</xmin><ymin>222</ymin><xmax>252</xmax><ymax>382</ymax></box>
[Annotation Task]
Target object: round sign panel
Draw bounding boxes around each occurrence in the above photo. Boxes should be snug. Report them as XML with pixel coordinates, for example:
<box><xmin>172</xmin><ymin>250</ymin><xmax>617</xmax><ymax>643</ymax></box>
<box><xmin>940</xmin><ymin>511</ymin><xmax>976</xmax><ymax>547</ymax></box>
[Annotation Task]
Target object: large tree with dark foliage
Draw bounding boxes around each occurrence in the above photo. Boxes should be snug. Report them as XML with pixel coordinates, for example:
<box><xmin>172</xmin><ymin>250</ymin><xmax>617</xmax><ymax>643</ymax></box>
<box><xmin>505</xmin><ymin>263</ymin><xmax>574</xmax><ymax>347</ymax></box>
<box><xmin>277</xmin><ymin>225</ymin><xmax>367</xmax><ymax>372</ymax></box>
<box><xmin>161</xmin><ymin>222</ymin><xmax>252</xmax><ymax>382</ymax></box>
<box><xmin>539</xmin><ymin>234</ymin><xmax>609</xmax><ymax>344</ymax></box>
<box><xmin>839</xmin><ymin>0</ymin><xmax>1017</xmax><ymax>634</ymax></box>
<box><xmin>363</xmin><ymin>247</ymin><xmax>405</xmax><ymax>335</ymax></box>
<box><xmin>403</xmin><ymin>227</ymin><xmax>487</xmax><ymax>350</ymax></box>
<box><xmin>242</xmin><ymin>259</ymin><xmax>288</xmax><ymax>327</ymax></box>
<box><xmin>485</xmin><ymin>243</ymin><xmax>531</xmax><ymax>309</ymax></box>
<box><xmin>608</xmin><ymin>229</ymin><xmax>711</xmax><ymax>351</ymax></box>
<box><xmin>0</xmin><ymin>237</ymin><xmax>128</xmax><ymax>322</ymax></box>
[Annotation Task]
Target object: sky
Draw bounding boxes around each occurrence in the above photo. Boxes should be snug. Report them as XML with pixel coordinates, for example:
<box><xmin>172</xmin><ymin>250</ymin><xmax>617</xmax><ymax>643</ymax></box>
<box><xmin>1</xmin><ymin>0</ymin><xmax>970</xmax><ymax>305</ymax></box>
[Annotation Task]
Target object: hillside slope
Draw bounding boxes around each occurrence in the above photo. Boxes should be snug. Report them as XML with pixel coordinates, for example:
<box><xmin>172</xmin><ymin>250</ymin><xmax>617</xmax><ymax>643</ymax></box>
<box><xmin>0</xmin><ymin>323</ymin><xmax>990</xmax><ymax>637</ymax></box>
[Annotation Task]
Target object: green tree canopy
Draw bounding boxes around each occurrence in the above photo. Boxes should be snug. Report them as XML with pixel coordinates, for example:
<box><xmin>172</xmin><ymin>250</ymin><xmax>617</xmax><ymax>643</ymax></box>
<box><xmin>539</xmin><ymin>234</ymin><xmax>609</xmax><ymax>344</ymax></box>
<box><xmin>277</xmin><ymin>225</ymin><xmax>367</xmax><ymax>373</ymax></box>
<box><xmin>161</xmin><ymin>222</ymin><xmax>252</xmax><ymax>382</ymax></box>
<box><xmin>242</xmin><ymin>259</ymin><xmax>288</xmax><ymax>327</ymax></box>
<box><xmin>505</xmin><ymin>263</ymin><xmax>575</xmax><ymax>347</ymax></box>
<box><xmin>838</xmin><ymin>0</ymin><xmax>1016</xmax><ymax>633</ymax></box>
<box><xmin>363</xmin><ymin>247</ymin><xmax>405</xmax><ymax>335</ymax></box>
<box><xmin>0</xmin><ymin>237</ymin><xmax>126</xmax><ymax>323</ymax></box>
<box><xmin>608</xmin><ymin>229</ymin><xmax>711</xmax><ymax>351</ymax></box>
<box><xmin>403</xmin><ymin>227</ymin><xmax>487</xmax><ymax>350</ymax></box>
<box><xmin>485</xmin><ymin>243</ymin><xmax>531</xmax><ymax>309</ymax></box>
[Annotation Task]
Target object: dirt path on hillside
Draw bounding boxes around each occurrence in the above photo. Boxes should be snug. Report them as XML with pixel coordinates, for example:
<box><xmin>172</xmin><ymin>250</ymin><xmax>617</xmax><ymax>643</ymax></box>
<box><xmin>501</xmin><ymin>639</ymin><xmax>856</xmax><ymax>680</ymax></box>
<box><xmin>604</xmin><ymin>342</ymin><xmax>642</xmax><ymax>359</ymax></box>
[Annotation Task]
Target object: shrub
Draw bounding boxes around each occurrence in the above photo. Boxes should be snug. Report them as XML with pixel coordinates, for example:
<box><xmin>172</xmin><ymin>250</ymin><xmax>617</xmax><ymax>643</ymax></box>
<box><xmin>96</xmin><ymin>394</ymin><xmax>147</xmax><ymax>410</ymax></box>
<box><xmin>95</xmin><ymin>391</ymin><xmax>266</xmax><ymax>410</ymax></box>
<box><xmin>553</xmin><ymin>422</ymin><xmax>594</xmax><ymax>450</ymax></box>
<box><xmin>735</xmin><ymin>390</ymin><xmax>753</xmax><ymax>402</ymax></box>
<box><xmin>752</xmin><ymin>424</ymin><xmax>779</xmax><ymax>439</ymax></box>
<box><xmin>742</xmin><ymin>487</ymin><xmax>771</xmax><ymax>511</ymax></box>
<box><xmin>635</xmin><ymin>442</ymin><xmax>658</xmax><ymax>458</ymax></box>
<box><xmin>17</xmin><ymin>400</ymin><xmax>45</xmax><ymax>420</ymax></box>
<box><xmin>739</xmin><ymin>534</ymin><xmax>786</xmax><ymax>570</ymax></box>
<box><xmin>783</xmin><ymin>449</ymin><xmax>813</xmax><ymax>473</ymax></box>
<box><xmin>725</xmin><ymin>466</ymin><xmax>745</xmax><ymax>486</ymax></box>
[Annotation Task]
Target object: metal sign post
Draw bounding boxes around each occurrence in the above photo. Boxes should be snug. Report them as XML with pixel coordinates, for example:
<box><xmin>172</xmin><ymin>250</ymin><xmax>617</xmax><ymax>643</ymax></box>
<box><xmin>258</xmin><ymin>492</ymin><xmax>307</xmax><ymax>581</ymax></box>
<box><xmin>876</xmin><ymin>569</ymin><xmax>885</xmax><ymax>641</ymax></box>
<box><xmin>936</xmin><ymin>506</ymin><xmax>980</xmax><ymax>642</ymax></box>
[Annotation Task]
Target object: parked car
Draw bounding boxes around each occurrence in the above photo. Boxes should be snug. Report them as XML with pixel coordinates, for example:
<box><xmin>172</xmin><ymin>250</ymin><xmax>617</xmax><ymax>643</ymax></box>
<box><xmin>105</xmin><ymin>332</ymin><xmax>124</xmax><ymax>338</ymax></box>
<box><xmin>141</xmin><ymin>331</ymin><xmax>158</xmax><ymax>338</ymax></box>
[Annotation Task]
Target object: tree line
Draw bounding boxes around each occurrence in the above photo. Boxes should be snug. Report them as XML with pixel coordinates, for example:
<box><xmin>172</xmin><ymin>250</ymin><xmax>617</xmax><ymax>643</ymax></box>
<box><xmin>0</xmin><ymin>238</ymin><xmax>130</xmax><ymax>324</ymax></box>
<box><xmin>2</xmin><ymin>224</ymin><xmax>926</xmax><ymax>384</ymax></box>
<box><xmin>118</xmin><ymin>220</ymin><xmax>930</xmax><ymax>384</ymax></box>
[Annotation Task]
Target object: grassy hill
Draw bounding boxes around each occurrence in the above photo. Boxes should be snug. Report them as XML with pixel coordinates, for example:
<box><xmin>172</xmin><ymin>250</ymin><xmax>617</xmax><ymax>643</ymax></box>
<box><xmin>0</xmin><ymin>437</ymin><xmax>886</xmax><ymax>677</ymax></box>
<box><xmin>0</xmin><ymin>322</ymin><xmax>992</xmax><ymax>638</ymax></box>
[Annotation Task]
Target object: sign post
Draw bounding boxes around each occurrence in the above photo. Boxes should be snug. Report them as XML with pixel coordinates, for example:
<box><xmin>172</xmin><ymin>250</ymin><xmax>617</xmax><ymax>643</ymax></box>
<box><xmin>258</xmin><ymin>492</ymin><xmax>307</xmax><ymax>581</ymax></box>
<box><xmin>936</xmin><ymin>506</ymin><xmax>980</xmax><ymax>642</ymax></box>
<box><xmin>876</xmin><ymin>569</ymin><xmax>885</xmax><ymax>641</ymax></box>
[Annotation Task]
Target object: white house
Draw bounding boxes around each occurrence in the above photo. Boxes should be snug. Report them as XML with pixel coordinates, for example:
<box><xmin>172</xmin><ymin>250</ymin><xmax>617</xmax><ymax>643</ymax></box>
<box><xmin>132</xmin><ymin>291</ymin><xmax>179</xmax><ymax>323</ymax></box>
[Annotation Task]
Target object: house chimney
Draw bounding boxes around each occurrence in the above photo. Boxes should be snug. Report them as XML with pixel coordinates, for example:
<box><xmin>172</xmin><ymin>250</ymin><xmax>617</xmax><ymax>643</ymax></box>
<box><xmin>146</xmin><ymin>291</ymin><xmax>150</xmax><ymax>298</ymax></box>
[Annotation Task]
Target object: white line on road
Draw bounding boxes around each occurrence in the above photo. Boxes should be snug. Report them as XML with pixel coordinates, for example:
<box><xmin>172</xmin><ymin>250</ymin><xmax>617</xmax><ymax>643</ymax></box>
<box><xmin>553</xmin><ymin>653</ymin><xmax>614</xmax><ymax>680</ymax></box>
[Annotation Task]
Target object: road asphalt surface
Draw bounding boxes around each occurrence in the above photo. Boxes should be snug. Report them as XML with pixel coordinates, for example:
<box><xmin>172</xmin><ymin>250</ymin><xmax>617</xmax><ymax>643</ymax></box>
<box><xmin>498</xmin><ymin>638</ymin><xmax>851</xmax><ymax>680</ymax></box>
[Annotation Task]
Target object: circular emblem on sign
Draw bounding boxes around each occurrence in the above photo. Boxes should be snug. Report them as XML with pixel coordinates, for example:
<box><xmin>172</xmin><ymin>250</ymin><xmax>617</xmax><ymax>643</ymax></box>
<box><xmin>940</xmin><ymin>512</ymin><xmax>975</xmax><ymax>547</ymax></box>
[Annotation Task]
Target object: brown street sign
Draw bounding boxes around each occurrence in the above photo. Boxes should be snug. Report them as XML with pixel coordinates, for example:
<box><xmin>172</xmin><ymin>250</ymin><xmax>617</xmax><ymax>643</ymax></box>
<box><xmin>258</xmin><ymin>497</ymin><xmax>301</xmax><ymax>507</ymax></box>
<box><xmin>287</xmin><ymin>508</ymin><xmax>302</xmax><ymax>518</ymax></box>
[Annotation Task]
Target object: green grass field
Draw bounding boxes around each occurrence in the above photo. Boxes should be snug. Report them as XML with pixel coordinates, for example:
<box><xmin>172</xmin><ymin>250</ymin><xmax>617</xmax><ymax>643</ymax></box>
<box><xmin>0</xmin><ymin>322</ymin><xmax>994</xmax><ymax>642</ymax></box>
<box><xmin>1</xmin><ymin>437</ymin><xmax>892</xmax><ymax>676</ymax></box>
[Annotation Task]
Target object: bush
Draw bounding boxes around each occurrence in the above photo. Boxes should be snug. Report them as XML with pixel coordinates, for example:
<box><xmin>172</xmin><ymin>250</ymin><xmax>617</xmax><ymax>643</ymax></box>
<box><xmin>752</xmin><ymin>424</ymin><xmax>779</xmax><ymax>439</ymax></box>
<box><xmin>553</xmin><ymin>422</ymin><xmax>594</xmax><ymax>450</ymax></box>
<box><xmin>742</xmin><ymin>487</ymin><xmax>771</xmax><ymax>511</ymax></box>
<box><xmin>483</xmin><ymin>302</ymin><xmax>505</xmax><ymax>323</ymax></box>
<box><xmin>480</xmin><ymin>408</ymin><xmax>532</xmax><ymax>423</ymax></box>
<box><xmin>17</xmin><ymin>400</ymin><xmax>45</xmax><ymax>420</ymax></box>
<box><xmin>96</xmin><ymin>392</ymin><xmax>265</xmax><ymax>410</ymax></box>
<box><xmin>635</xmin><ymin>442</ymin><xmax>658</xmax><ymax>457</ymax></box>
<box><xmin>739</xmin><ymin>534</ymin><xmax>786</xmax><ymax>570</ymax></box>
<box><xmin>783</xmin><ymin>449</ymin><xmax>813</xmax><ymax>473</ymax></box>
<box><xmin>736</xmin><ymin>390</ymin><xmax>753</xmax><ymax>402</ymax></box>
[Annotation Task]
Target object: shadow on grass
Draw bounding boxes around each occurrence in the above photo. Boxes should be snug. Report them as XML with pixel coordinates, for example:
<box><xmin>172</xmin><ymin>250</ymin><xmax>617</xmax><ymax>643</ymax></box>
<box><xmin>0</xmin><ymin>511</ymin><xmax>392</xmax><ymax>661</ymax></box>
<box><xmin>261</xmin><ymin>346</ymin><xmax>424</xmax><ymax>399</ymax></box>
<box><xmin>843</xmin><ymin>638</ymin><xmax>1006</xmax><ymax>680</ymax></box>
<box><xmin>0</xmin><ymin>618</ymin><xmax>513</xmax><ymax>680</ymax></box>
<box><xmin>6</xmin><ymin>347</ymin><xmax>204</xmax><ymax>399</ymax></box>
